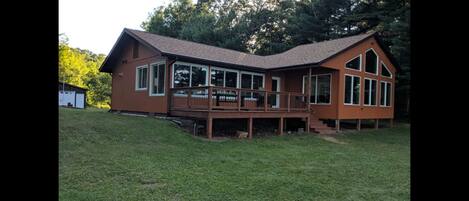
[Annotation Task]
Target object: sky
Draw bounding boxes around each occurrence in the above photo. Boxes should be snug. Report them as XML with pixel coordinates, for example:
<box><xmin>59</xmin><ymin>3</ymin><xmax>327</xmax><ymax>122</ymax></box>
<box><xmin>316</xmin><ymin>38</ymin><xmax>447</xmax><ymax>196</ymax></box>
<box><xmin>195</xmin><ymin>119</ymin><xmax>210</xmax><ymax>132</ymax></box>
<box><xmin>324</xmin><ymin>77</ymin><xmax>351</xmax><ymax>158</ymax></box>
<box><xmin>59</xmin><ymin>0</ymin><xmax>178</xmax><ymax>55</ymax></box>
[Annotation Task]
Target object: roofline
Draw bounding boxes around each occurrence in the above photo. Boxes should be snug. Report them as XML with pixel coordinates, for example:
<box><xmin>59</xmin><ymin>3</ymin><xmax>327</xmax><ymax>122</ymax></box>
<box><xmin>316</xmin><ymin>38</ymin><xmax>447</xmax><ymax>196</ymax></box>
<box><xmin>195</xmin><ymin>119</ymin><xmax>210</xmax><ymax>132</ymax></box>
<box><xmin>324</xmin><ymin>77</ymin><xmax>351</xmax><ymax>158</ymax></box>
<box><xmin>58</xmin><ymin>81</ymin><xmax>88</xmax><ymax>91</ymax></box>
<box><xmin>163</xmin><ymin>53</ymin><xmax>266</xmax><ymax>73</ymax></box>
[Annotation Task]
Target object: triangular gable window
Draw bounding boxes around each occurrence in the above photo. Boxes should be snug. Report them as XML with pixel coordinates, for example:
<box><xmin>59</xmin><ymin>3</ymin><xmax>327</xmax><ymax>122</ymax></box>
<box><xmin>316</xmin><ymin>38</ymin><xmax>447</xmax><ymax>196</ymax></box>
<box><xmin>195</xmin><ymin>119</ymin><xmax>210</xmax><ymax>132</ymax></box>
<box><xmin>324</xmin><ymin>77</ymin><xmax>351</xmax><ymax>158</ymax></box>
<box><xmin>381</xmin><ymin>62</ymin><xmax>392</xmax><ymax>78</ymax></box>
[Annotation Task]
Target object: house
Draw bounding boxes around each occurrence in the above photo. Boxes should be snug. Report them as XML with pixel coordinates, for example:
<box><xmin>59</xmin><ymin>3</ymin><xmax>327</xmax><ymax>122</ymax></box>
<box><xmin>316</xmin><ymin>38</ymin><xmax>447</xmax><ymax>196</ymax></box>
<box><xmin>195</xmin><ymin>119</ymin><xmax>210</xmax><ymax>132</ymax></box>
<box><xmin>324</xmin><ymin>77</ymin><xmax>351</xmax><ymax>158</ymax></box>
<box><xmin>100</xmin><ymin>28</ymin><xmax>397</xmax><ymax>138</ymax></box>
<box><xmin>59</xmin><ymin>82</ymin><xmax>87</xmax><ymax>109</ymax></box>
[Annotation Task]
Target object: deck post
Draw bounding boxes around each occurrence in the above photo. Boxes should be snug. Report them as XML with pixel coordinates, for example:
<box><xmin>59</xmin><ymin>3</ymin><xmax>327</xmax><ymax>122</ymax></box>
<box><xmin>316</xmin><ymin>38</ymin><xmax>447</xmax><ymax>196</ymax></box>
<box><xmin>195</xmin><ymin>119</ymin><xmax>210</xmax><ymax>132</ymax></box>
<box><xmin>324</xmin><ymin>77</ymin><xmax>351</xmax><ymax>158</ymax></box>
<box><xmin>307</xmin><ymin>67</ymin><xmax>312</xmax><ymax>111</ymax></box>
<box><xmin>237</xmin><ymin>88</ymin><xmax>241</xmax><ymax>111</ymax></box>
<box><xmin>207</xmin><ymin>117</ymin><xmax>213</xmax><ymax>139</ymax></box>
<box><xmin>390</xmin><ymin>119</ymin><xmax>394</xmax><ymax>128</ymax></box>
<box><xmin>357</xmin><ymin>119</ymin><xmax>361</xmax><ymax>131</ymax></box>
<box><xmin>375</xmin><ymin>119</ymin><xmax>379</xmax><ymax>129</ymax></box>
<box><xmin>335</xmin><ymin>119</ymin><xmax>340</xmax><ymax>131</ymax></box>
<box><xmin>248</xmin><ymin>117</ymin><xmax>253</xmax><ymax>139</ymax></box>
<box><xmin>305</xmin><ymin>116</ymin><xmax>310</xmax><ymax>133</ymax></box>
<box><xmin>264</xmin><ymin>91</ymin><xmax>268</xmax><ymax>111</ymax></box>
<box><xmin>208</xmin><ymin>86</ymin><xmax>212</xmax><ymax>111</ymax></box>
<box><xmin>278</xmin><ymin>117</ymin><xmax>284</xmax><ymax>135</ymax></box>
<box><xmin>187</xmin><ymin>88</ymin><xmax>192</xmax><ymax>109</ymax></box>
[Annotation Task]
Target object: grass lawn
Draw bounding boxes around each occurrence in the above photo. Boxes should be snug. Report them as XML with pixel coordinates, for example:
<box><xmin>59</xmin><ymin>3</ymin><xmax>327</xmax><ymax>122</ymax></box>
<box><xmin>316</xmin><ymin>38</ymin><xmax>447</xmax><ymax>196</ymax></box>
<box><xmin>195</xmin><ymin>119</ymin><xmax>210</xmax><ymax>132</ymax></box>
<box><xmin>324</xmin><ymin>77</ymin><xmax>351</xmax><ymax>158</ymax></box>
<box><xmin>59</xmin><ymin>107</ymin><xmax>410</xmax><ymax>201</ymax></box>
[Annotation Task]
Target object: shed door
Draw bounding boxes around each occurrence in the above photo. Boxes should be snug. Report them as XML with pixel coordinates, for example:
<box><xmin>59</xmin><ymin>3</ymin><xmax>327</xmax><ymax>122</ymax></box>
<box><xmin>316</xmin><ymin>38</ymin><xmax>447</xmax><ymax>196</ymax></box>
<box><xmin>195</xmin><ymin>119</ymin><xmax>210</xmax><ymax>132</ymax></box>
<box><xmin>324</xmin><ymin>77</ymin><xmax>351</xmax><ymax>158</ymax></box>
<box><xmin>59</xmin><ymin>91</ymin><xmax>75</xmax><ymax>107</ymax></box>
<box><xmin>75</xmin><ymin>93</ymin><xmax>85</xmax><ymax>109</ymax></box>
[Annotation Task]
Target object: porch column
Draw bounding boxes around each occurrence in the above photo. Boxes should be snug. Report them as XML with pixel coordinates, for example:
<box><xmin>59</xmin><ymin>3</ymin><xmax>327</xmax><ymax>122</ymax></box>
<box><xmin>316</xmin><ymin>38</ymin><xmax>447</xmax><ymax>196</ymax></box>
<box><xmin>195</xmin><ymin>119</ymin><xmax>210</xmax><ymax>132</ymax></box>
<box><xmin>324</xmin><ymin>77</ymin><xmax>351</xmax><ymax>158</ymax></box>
<box><xmin>207</xmin><ymin>117</ymin><xmax>213</xmax><ymax>139</ymax></box>
<box><xmin>307</xmin><ymin>67</ymin><xmax>312</xmax><ymax>110</ymax></box>
<box><xmin>375</xmin><ymin>119</ymin><xmax>379</xmax><ymax>129</ymax></box>
<box><xmin>335</xmin><ymin>119</ymin><xmax>340</xmax><ymax>131</ymax></box>
<box><xmin>248</xmin><ymin>117</ymin><xmax>253</xmax><ymax>139</ymax></box>
<box><xmin>357</xmin><ymin>119</ymin><xmax>361</xmax><ymax>131</ymax></box>
<box><xmin>305</xmin><ymin>116</ymin><xmax>310</xmax><ymax>133</ymax></box>
<box><xmin>278</xmin><ymin>117</ymin><xmax>284</xmax><ymax>135</ymax></box>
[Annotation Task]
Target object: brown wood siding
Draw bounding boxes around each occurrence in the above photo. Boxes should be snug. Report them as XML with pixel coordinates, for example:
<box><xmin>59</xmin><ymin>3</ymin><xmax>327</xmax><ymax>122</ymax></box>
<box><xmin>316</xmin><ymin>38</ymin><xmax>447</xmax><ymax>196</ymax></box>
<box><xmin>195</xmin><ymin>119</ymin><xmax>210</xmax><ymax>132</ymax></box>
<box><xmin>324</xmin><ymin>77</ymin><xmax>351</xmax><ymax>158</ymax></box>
<box><xmin>110</xmin><ymin>38</ymin><xmax>169</xmax><ymax>114</ymax></box>
<box><xmin>322</xmin><ymin>37</ymin><xmax>396</xmax><ymax>119</ymax></box>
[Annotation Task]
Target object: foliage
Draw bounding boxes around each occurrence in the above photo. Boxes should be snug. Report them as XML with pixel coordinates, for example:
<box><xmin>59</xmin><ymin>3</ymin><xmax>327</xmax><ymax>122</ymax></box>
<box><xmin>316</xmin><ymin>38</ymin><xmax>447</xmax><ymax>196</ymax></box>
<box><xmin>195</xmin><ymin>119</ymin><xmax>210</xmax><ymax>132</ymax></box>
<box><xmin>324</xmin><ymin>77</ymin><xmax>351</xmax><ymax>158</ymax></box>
<box><xmin>59</xmin><ymin>108</ymin><xmax>410</xmax><ymax>200</ymax></box>
<box><xmin>59</xmin><ymin>35</ymin><xmax>111</xmax><ymax>108</ymax></box>
<box><xmin>142</xmin><ymin>0</ymin><xmax>411</xmax><ymax>116</ymax></box>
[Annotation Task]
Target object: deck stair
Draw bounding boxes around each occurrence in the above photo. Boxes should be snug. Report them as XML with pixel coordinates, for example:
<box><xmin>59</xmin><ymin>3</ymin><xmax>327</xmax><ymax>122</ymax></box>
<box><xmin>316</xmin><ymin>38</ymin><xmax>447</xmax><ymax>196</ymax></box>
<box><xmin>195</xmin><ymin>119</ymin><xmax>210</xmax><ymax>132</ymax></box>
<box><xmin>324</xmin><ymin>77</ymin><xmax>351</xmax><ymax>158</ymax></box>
<box><xmin>309</xmin><ymin>116</ymin><xmax>336</xmax><ymax>135</ymax></box>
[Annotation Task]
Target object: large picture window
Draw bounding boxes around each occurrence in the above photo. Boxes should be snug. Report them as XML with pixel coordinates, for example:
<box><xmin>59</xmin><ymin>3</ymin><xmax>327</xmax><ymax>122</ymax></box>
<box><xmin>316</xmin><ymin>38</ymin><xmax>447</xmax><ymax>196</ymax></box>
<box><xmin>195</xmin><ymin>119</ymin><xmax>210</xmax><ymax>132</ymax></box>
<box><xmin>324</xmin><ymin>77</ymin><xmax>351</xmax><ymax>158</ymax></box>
<box><xmin>303</xmin><ymin>74</ymin><xmax>331</xmax><ymax>104</ymax></box>
<box><xmin>380</xmin><ymin>81</ymin><xmax>392</xmax><ymax>107</ymax></box>
<box><xmin>210</xmin><ymin>67</ymin><xmax>239</xmax><ymax>88</ymax></box>
<box><xmin>344</xmin><ymin>75</ymin><xmax>360</xmax><ymax>105</ymax></box>
<box><xmin>365</xmin><ymin>49</ymin><xmax>378</xmax><ymax>74</ymax></box>
<box><xmin>241</xmin><ymin>72</ymin><xmax>264</xmax><ymax>99</ymax></box>
<box><xmin>149</xmin><ymin>62</ymin><xmax>165</xmax><ymax>96</ymax></box>
<box><xmin>364</xmin><ymin>78</ymin><xmax>377</xmax><ymax>106</ymax></box>
<box><xmin>345</xmin><ymin>55</ymin><xmax>361</xmax><ymax>71</ymax></box>
<box><xmin>172</xmin><ymin>62</ymin><xmax>208</xmax><ymax>95</ymax></box>
<box><xmin>135</xmin><ymin>65</ymin><xmax>148</xmax><ymax>90</ymax></box>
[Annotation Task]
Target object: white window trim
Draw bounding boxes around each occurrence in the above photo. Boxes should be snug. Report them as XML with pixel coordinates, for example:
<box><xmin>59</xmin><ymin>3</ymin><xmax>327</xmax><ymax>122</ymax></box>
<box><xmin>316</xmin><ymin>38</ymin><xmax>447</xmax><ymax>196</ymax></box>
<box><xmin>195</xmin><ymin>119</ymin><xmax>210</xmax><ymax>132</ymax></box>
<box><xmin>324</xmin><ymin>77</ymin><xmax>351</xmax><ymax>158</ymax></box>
<box><xmin>135</xmin><ymin>65</ymin><xmax>148</xmax><ymax>91</ymax></box>
<box><xmin>380</xmin><ymin>81</ymin><xmax>392</xmax><ymax>107</ymax></box>
<box><xmin>344</xmin><ymin>54</ymin><xmax>362</xmax><ymax>72</ymax></box>
<box><xmin>210</xmin><ymin>66</ymin><xmax>240</xmax><ymax>88</ymax></box>
<box><xmin>171</xmin><ymin>61</ymin><xmax>209</xmax><ymax>88</ymax></box>
<box><xmin>149</xmin><ymin>61</ymin><xmax>166</xmax><ymax>96</ymax></box>
<box><xmin>365</xmin><ymin>48</ymin><xmax>379</xmax><ymax>76</ymax></box>
<box><xmin>302</xmin><ymin>73</ymin><xmax>332</xmax><ymax>105</ymax></box>
<box><xmin>363</xmin><ymin>78</ymin><xmax>377</xmax><ymax>106</ymax></box>
<box><xmin>240</xmin><ymin>71</ymin><xmax>265</xmax><ymax>101</ymax></box>
<box><xmin>380</xmin><ymin>61</ymin><xmax>392</xmax><ymax>78</ymax></box>
<box><xmin>344</xmin><ymin>74</ymin><xmax>361</xmax><ymax>106</ymax></box>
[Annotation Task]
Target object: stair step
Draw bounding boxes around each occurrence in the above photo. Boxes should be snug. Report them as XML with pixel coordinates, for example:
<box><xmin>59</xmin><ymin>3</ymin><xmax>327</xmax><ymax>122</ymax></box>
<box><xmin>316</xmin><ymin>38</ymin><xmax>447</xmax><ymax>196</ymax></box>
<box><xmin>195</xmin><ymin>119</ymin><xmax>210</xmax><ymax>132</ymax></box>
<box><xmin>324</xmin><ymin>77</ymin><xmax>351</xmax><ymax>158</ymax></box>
<box><xmin>310</xmin><ymin>124</ymin><xmax>329</xmax><ymax>129</ymax></box>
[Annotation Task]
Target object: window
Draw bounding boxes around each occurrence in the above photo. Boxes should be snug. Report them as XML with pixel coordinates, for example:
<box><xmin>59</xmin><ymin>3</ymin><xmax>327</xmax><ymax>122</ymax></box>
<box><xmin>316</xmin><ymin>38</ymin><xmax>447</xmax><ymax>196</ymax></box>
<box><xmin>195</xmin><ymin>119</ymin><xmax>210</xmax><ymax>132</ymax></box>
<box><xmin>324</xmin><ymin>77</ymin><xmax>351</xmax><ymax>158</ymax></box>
<box><xmin>344</xmin><ymin>75</ymin><xmax>360</xmax><ymax>105</ymax></box>
<box><xmin>133</xmin><ymin>40</ymin><xmax>139</xmax><ymax>58</ymax></box>
<box><xmin>210</xmin><ymin>67</ymin><xmax>239</xmax><ymax>88</ymax></box>
<box><xmin>135</xmin><ymin>65</ymin><xmax>148</xmax><ymax>90</ymax></box>
<box><xmin>381</xmin><ymin>62</ymin><xmax>392</xmax><ymax>78</ymax></box>
<box><xmin>345</xmin><ymin>55</ymin><xmax>361</xmax><ymax>71</ymax></box>
<box><xmin>172</xmin><ymin>62</ymin><xmax>208</xmax><ymax>95</ymax></box>
<box><xmin>240</xmin><ymin>72</ymin><xmax>264</xmax><ymax>99</ymax></box>
<box><xmin>364</xmin><ymin>78</ymin><xmax>377</xmax><ymax>106</ymax></box>
<box><xmin>303</xmin><ymin>74</ymin><xmax>331</xmax><ymax>104</ymax></box>
<box><xmin>149</xmin><ymin>62</ymin><xmax>165</xmax><ymax>96</ymax></box>
<box><xmin>380</xmin><ymin>81</ymin><xmax>392</xmax><ymax>107</ymax></box>
<box><xmin>365</xmin><ymin>49</ymin><xmax>378</xmax><ymax>74</ymax></box>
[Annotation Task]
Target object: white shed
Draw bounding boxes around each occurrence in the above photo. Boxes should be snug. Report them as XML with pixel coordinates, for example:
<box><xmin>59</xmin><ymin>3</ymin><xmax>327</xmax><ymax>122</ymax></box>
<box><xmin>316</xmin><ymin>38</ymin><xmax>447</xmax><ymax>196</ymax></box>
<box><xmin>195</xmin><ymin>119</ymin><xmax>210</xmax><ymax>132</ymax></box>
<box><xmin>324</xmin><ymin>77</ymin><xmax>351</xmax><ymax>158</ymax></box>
<box><xmin>58</xmin><ymin>82</ymin><xmax>87</xmax><ymax>109</ymax></box>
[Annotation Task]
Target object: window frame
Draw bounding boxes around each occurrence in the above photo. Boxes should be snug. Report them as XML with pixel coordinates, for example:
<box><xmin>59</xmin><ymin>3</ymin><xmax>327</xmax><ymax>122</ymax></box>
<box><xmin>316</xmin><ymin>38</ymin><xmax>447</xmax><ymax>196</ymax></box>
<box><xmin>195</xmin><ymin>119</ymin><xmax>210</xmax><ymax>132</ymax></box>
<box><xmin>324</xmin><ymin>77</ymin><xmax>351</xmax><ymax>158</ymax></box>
<box><xmin>380</xmin><ymin>81</ymin><xmax>392</xmax><ymax>107</ymax></box>
<box><xmin>380</xmin><ymin>61</ymin><xmax>392</xmax><ymax>78</ymax></box>
<box><xmin>149</xmin><ymin>61</ymin><xmax>166</xmax><ymax>96</ymax></box>
<box><xmin>302</xmin><ymin>73</ymin><xmax>332</xmax><ymax>105</ymax></box>
<box><xmin>240</xmin><ymin>71</ymin><xmax>265</xmax><ymax>100</ymax></box>
<box><xmin>344</xmin><ymin>74</ymin><xmax>361</xmax><ymax>106</ymax></box>
<box><xmin>210</xmin><ymin>66</ymin><xmax>240</xmax><ymax>88</ymax></box>
<box><xmin>171</xmin><ymin>61</ymin><xmax>209</xmax><ymax>88</ymax></box>
<box><xmin>135</xmin><ymin>65</ymin><xmax>148</xmax><ymax>91</ymax></box>
<box><xmin>365</xmin><ymin>48</ymin><xmax>379</xmax><ymax>75</ymax></box>
<box><xmin>363</xmin><ymin>77</ymin><xmax>378</xmax><ymax>106</ymax></box>
<box><xmin>344</xmin><ymin>54</ymin><xmax>362</xmax><ymax>72</ymax></box>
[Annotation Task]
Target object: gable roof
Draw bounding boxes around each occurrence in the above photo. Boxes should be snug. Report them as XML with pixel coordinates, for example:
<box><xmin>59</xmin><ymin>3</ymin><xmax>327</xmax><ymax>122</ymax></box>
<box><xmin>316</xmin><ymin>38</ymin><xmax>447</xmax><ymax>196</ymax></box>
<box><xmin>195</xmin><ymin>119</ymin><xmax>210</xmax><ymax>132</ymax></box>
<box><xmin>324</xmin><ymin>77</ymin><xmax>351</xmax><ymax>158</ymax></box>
<box><xmin>100</xmin><ymin>28</ymin><xmax>397</xmax><ymax>72</ymax></box>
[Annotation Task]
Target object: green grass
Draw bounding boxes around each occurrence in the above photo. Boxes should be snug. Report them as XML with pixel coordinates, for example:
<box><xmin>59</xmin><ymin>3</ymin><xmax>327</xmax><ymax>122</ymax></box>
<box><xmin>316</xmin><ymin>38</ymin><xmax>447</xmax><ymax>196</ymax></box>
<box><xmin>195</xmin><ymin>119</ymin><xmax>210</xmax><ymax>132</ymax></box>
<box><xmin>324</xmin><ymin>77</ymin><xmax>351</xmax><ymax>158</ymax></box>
<box><xmin>59</xmin><ymin>108</ymin><xmax>410</xmax><ymax>201</ymax></box>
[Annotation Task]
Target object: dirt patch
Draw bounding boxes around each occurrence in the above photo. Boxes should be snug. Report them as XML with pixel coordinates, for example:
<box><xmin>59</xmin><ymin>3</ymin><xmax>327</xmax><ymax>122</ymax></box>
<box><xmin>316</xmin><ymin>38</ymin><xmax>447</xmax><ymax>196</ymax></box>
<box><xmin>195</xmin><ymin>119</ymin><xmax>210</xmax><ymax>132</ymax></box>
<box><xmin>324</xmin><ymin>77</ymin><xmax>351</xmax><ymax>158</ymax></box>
<box><xmin>318</xmin><ymin>136</ymin><xmax>348</xmax><ymax>144</ymax></box>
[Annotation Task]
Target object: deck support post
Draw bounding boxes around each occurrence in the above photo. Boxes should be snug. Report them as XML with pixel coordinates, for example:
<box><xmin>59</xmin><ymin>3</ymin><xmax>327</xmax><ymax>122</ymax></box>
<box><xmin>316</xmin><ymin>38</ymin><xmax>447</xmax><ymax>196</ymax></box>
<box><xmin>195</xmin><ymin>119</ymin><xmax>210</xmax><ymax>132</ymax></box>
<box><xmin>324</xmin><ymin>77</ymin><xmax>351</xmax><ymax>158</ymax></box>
<box><xmin>390</xmin><ymin>119</ymin><xmax>394</xmax><ymax>128</ymax></box>
<box><xmin>248</xmin><ymin>117</ymin><xmax>253</xmax><ymax>139</ymax></box>
<box><xmin>207</xmin><ymin>117</ymin><xmax>213</xmax><ymax>139</ymax></box>
<box><xmin>278</xmin><ymin>117</ymin><xmax>284</xmax><ymax>135</ymax></box>
<box><xmin>357</xmin><ymin>119</ymin><xmax>361</xmax><ymax>131</ymax></box>
<box><xmin>375</xmin><ymin>119</ymin><xmax>379</xmax><ymax>129</ymax></box>
<box><xmin>335</xmin><ymin>119</ymin><xmax>340</xmax><ymax>131</ymax></box>
<box><xmin>305</xmin><ymin>116</ymin><xmax>310</xmax><ymax>133</ymax></box>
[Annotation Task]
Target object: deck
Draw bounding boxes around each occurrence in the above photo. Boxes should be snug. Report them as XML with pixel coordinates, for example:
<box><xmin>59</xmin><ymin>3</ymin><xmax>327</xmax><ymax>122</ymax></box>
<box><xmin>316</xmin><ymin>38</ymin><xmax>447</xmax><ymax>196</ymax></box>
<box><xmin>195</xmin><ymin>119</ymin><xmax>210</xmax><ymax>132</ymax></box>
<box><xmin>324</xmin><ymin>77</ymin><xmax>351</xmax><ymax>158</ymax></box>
<box><xmin>169</xmin><ymin>86</ymin><xmax>312</xmax><ymax>138</ymax></box>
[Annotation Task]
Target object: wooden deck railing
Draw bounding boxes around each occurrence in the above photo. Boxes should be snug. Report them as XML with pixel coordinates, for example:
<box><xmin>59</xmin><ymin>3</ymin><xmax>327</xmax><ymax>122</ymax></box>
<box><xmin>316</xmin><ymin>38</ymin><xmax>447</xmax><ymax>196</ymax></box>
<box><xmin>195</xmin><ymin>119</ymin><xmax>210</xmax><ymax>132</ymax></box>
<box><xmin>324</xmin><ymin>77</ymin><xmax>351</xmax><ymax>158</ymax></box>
<box><xmin>169</xmin><ymin>86</ymin><xmax>308</xmax><ymax>112</ymax></box>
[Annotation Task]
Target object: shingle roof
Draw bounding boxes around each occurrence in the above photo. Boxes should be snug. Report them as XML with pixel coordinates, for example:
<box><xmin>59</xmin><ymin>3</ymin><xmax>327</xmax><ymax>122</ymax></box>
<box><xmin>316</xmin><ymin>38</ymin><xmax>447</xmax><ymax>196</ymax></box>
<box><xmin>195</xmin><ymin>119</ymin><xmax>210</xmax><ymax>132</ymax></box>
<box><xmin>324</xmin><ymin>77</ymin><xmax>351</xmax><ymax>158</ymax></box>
<box><xmin>101</xmin><ymin>28</ymin><xmax>376</xmax><ymax>72</ymax></box>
